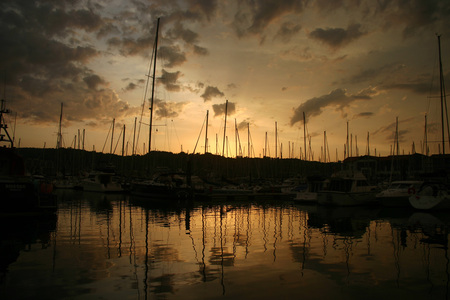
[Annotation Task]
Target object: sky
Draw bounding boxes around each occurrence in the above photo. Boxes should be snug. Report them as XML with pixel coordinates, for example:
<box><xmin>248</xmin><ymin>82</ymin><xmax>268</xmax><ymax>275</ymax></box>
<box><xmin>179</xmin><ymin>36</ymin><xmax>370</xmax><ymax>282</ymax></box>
<box><xmin>1</xmin><ymin>0</ymin><xmax>450</xmax><ymax>161</ymax></box>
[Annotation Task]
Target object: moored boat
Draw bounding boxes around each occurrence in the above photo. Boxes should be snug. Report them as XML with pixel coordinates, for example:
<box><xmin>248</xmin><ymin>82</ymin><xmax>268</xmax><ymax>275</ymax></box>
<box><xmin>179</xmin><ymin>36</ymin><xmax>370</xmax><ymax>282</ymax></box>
<box><xmin>408</xmin><ymin>182</ymin><xmax>450</xmax><ymax>210</ymax></box>
<box><xmin>293</xmin><ymin>175</ymin><xmax>326</xmax><ymax>204</ymax></box>
<box><xmin>80</xmin><ymin>171</ymin><xmax>123</xmax><ymax>193</ymax></box>
<box><xmin>376</xmin><ymin>180</ymin><xmax>423</xmax><ymax>207</ymax></box>
<box><xmin>317</xmin><ymin>170</ymin><xmax>379</xmax><ymax>206</ymax></box>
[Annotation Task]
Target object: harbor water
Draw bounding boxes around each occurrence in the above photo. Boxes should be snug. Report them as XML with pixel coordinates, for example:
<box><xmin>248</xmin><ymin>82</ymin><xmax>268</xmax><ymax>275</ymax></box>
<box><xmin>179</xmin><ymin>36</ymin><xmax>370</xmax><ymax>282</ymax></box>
<box><xmin>1</xmin><ymin>190</ymin><xmax>449</xmax><ymax>299</ymax></box>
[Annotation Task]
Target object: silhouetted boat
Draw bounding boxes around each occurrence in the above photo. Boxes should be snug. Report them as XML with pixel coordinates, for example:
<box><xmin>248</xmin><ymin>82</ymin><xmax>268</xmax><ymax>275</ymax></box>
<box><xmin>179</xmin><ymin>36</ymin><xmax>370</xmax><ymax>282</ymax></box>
<box><xmin>1</xmin><ymin>100</ymin><xmax>56</xmax><ymax>214</ymax></box>
<box><xmin>376</xmin><ymin>180</ymin><xmax>423</xmax><ymax>207</ymax></box>
<box><xmin>80</xmin><ymin>170</ymin><xmax>123</xmax><ymax>193</ymax></box>
<box><xmin>317</xmin><ymin>170</ymin><xmax>379</xmax><ymax>206</ymax></box>
<box><xmin>293</xmin><ymin>175</ymin><xmax>326</xmax><ymax>204</ymax></box>
<box><xmin>409</xmin><ymin>35</ymin><xmax>450</xmax><ymax>210</ymax></box>
<box><xmin>409</xmin><ymin>182</ymin><xmax>450</xmax><ymax>210</ymax></box>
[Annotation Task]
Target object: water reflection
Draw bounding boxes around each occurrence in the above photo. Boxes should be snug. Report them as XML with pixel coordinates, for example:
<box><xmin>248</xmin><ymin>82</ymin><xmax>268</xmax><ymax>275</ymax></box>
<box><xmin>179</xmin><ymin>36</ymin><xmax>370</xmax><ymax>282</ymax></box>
<box><xmin>0</xmin><ymin>191</ymin><xmax>449</xmax><ymax>299</ymax></box>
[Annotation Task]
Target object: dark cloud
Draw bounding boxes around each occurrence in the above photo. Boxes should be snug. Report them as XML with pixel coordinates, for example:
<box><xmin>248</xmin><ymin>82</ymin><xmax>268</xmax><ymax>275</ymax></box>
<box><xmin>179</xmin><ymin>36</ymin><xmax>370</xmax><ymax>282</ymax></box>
<box><xmin>193</xmin><ymin>45</ymin><xmax>209</xmax><ymax>56</ymax></box>
<box><xmin>159</xmin><ymin>69</ymin><xmax>182</xmax><ymax>92</ymax></box>
<box><xmin>0</xmin><ymin>1</ymin><xmax>136</xmax><ymax>125</ymax></box>
<box><xmin>372</xmin><ymin>117</ymin><xmax>416</xmax><ymax>142</ymax></box>
<box><xmin>124</xmin><ymin>82</ymin><xmax>138</xmax><ymax>92</ymax></box>
<box><xmin>212</xmin><ymin>101</ymin><xmax>236</xmax><ymax>117</ymax></box>
<box><xmin>83</xmin><ymin>75</ymin><xmax>107</xmax><ymax>90</ymax></box>
<box><xmin>166</xmin><ymin>21</ymin><xmax>199</xmax><ymax>44</ymax></box>
<box><xmin>309</xmin><ymin>24</ymin><xmax>367</xmax><ymax>49</ymax></box>
<box><xmin>233</xmin><ymin>0</ymin><xmax>305</xmax><ymax>41</ymax></box>
<box><xmin>153</xmin><ymin>99</ymin><xmax>188</xmax><ymax>120</ymax></box>
<box><xmin>275</xmin><ymin>21</ymin><xmax>302</xmax><ymax>43</ymax></box>
<box><xmin>377</xmin><ymin>0</ymin><xmax>450</xmax><ymax>38</ymax></box>
<box><xmin>227</xmin><ymin>83</ymin><xmax>238</xmax><ymax>90</ymax></box>
<box><xmin>290</xmin><ymin>87</ymin><xmax>378</xmax><ymax>126</ymax></box>
<box><xmin>201</xmin><ymin>86</ymin><xmax>225</xmax><ymax>102</ymax></box>
<box><xmin>187</xmin><ymin>0</ymin><xmax>218</xmax><ymax>21</ymax></box>
<box><xmin>237</xmin><ymin>118</ymin><xmax>252</xmax><ymax>130</ymax></box>
<box><xmin>382</xmin><ymin>83</ymin><xmax>431</xmax><ymax>94</ymax></box>
<box><xmin>353</xmin><ymin>112</ymin><xmax>374</xmax><ymax>119</ymax></box>
<box><xmin>344</xmin><ymin>64</ymin><xmax>406</xmax><ymax>85</ymax></box>
<box><xmin>159</xmin><ymin>45</ymin><xmax>187</xmax><ymax>68</ymax></box>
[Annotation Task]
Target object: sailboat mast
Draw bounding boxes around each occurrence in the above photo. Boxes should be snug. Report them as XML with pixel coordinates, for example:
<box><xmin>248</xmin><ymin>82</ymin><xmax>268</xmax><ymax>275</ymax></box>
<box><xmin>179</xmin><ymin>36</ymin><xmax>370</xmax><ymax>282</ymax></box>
<box><xmin>222</xmin><ymin>100</ymin><xmax>228</xmax><ymax>156</ymax></box>
<box><xmin>303</xmin><ymin>112</ymin><xmax>306</xmax><ymax>161</ymax></box>
<box><xmin>110</xmin><ymin>118</ymin><xmax>115</xmax><ymax>154</ymax></box>
<box><xmin>122</xmin><ymin>124</ymin><xmax>125</xmax><ymax>156</ymax></box>
<box><xmin>205</xmin><ymin>110</ymin><xmax>209</xmax><ymax>154</ymax></box>
<box><xmin>148</xmin><ymin>17</ymin><xmax>160</xmax><ymax>154</ymax></box>
<box><xmin>275</xmin><ymin>121</ymin><xmax>278</xmax><ymax>158</ymax></box>
<box><xmin>248</xmin><ymin>123</ymin><xmax>250</xmax><ymax>158</ymax></box>
<box><xmin>438</xmin><ymin>35</ymin><xmax>446</xmax><ymax>155</ymax></box>
<box><xmin>424</xmin><ymin>114</ymin><xmax>428</xmax><ymax>155</ymax></box>
<box><xmin>57</xmin><ymin>102</ymin><xmax>63</xmax><ymax>149</ymax></box>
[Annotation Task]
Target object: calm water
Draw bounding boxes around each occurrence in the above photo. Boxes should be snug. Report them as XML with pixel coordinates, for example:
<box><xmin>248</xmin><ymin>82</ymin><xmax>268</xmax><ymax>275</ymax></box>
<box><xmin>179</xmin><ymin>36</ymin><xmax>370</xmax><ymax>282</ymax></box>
<box><xmin>1</xmin><ymin>190</ymin><xmax>449</xmax><ymax>300</ymax></box>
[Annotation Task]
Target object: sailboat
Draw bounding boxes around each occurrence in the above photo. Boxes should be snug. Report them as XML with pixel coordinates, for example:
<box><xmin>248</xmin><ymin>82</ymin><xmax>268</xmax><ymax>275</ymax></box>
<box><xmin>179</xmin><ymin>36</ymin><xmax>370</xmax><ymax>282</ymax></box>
<box><xmin>409</xmin><ymin>35</ymin><xmax>450</xmax><ymax>210</ymax></box>
<box><xmin>129</xmin><ymin>18</ymin><xmax>190</xmax><ymax>201</ymax></box>
<box><xmin>0</xmin><ymin>99</ymin><xmax>57</xmax><ymax>214</ymax></box>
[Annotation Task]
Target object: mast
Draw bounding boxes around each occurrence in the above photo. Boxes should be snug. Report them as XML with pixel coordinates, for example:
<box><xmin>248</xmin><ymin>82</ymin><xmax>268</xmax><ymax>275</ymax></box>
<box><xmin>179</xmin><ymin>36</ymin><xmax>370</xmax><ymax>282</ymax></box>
<box><xmin>248</xmin><ymin>123</ymin><xmax>250</xmax><ymax>158</ymax></box>
<box><xmin>395</xmin><ymin>116</ymin><xmax>399</xmax><ymax>156</ymax></box>
<box><xmin>424</xmin><ymin>114</ymin><xmax>428</xmax><ymax>155</ymax></box>
<box><xmin>122</xmin><ymin>124</ymin><xmax>125</xmax><ymax>157</ymax></box>
<box><xmin>303</xmin><ymin>112</ymin><xmax>307</xmax><ymax>161</ymax></box>
<box><xmin>205</xmin><ymin>110</ymin><xmax>209</xmax><ymax>154</ymax></box>
<box><xmin>222</xmin><ymin>100</ymin><xmax>228</xmax><ymax>156</ymax></box>
<box><xmin>438</xmin><ymin>35</ymin><xmax>450</xmax><ymax>154</ymax></box>
<box><xmin>56</xmin><ymin>102</ymin><xmax>63</xmax><ymax>149</ymax></box>
<box><xmin>110</xmin><ymin>118</ymin><xmax>115</xmax><ymax>154</ymax></box>
<box><xmin>148</xmin><ymin>17</ymin><xmax>160</xmax><ymax>154</ymax></box>
<box><xmin>0</xmin><ymin>99</ymin><xmax>14</xmax><ymax>148</ymax></box>
<box><xmin>275</xmin><ymin>121</ymin><xmax>277</xmax><ymax>158</ymax></box>
<box><xmin>346</xmin><ymin>121</ymin><xmax>349</xmax><ymax>159</ymax></box>
<box><xmin>132</xmin><ymin>117</ymin><xmax>137</xmax><ymax>155</ymax></box>
<box><xmin>235</xmin><ymin>119</ymin><xmax>238</xmax><ymax>157</ymax></box>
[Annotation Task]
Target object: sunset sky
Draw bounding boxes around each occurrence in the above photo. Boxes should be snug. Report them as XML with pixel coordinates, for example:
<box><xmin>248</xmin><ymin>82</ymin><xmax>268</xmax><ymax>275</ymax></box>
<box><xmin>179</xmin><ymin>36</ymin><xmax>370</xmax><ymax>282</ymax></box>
<box><xmin>1</xmin><ymin>0</ymin><xmax>450</xmax><ymax>160</ymax></box>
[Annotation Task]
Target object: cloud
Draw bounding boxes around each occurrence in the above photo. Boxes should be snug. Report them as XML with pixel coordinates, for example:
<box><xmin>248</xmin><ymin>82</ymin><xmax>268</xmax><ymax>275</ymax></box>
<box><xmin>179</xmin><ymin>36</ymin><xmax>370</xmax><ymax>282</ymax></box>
<box><xmin>201</xmin><ymin>86</ymin><xmax>225</xmax><ymax>102</ymax></box>
<box><xmin>274</xmin><ymin>21</ymin><xmax>302</xmax><ymax>43</ymax></box>
<box><xmin>237</xmin><ymin>118</ymin><xmax>252</xmax><ymax>130</ymax></box>
<box><xmin>153</xmin><ymin>99</ymin><xmax>188</xmax><ymax>120</ymax></box>
<box><xmin>123</xmin><ymin>82</ymin><xmax>138</xmax><ymax>92</ymax></box>
<box><xmin>372</xmin><ymin>116</ymin><xmax>416</xmax><ymax>142</ymax></box>
<box><xmin>344</xmin><ymin>64</ymin><xmax>406</xmax><ymax>85</ymax></box>
<box><xmin>166</xmin><ymin>21</ymin><xmax>199</xmax><ymax>44</ymax></box>
<box><xmin>193</xmin><ymin>45</ymin><xmax>209</xmax><ymax>56</ymax></box>
<box><xmin>159</xmin><ymin>69</ymin><xmax>182</xmax><ymax>92</ymax></box>
<box><xmin>159</xmin><ymin>45</ymin><xmax>187</xmax><ymax>68</ymax></box>
<box><xmin>378</xmin><ymin>0</ymin><xmax>450</xmax><ymax>38</ymax></box>
<box><xmin>83</xmin><ymin>74</ymin><xmax>107</xmax><ymax>90</ymax></box>
<box><xmin>290</xmin><ymin>87</ymin><xmax>377</xmax><ymax>126</ymax></box>
<box><xmin>212</xmin><ymin>101</ymin><xmax>236</xmax><ymax>117</ymax></box>
<box><xmin>309</xmin><ymin>24</ymin><xmax>367</xmax><ymax>49</ymax></box>
<box><xmin>233</xmin><ymin>0</ymin><xmax>305</xmax><ymax>41</ymax></box>
<box><xmin>353</xmin><ymin>112</ymin><xmax>374</xmax><ymax>119</ymax></box>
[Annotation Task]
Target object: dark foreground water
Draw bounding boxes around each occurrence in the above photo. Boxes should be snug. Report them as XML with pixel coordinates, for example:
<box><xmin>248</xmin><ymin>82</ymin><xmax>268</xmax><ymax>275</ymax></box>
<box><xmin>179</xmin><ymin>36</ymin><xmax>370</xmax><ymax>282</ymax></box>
<box><xmin>1</xmin><ymin>190</ymin><xmax>449</xmax><ymax>300</ymax></box>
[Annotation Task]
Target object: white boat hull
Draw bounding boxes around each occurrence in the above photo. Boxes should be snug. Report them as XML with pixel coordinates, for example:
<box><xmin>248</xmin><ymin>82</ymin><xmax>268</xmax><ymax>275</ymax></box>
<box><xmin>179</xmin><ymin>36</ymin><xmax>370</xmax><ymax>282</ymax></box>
<box><xmin>409</xmin><ymin>194</ymin><xmax>450</xmax><ymax>210</ymax></box>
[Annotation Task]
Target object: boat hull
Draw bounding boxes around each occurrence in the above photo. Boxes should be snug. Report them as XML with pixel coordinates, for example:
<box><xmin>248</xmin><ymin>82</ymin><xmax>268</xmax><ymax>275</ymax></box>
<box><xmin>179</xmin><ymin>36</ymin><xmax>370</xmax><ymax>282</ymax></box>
<box><xmin>317</xmin><ymin>191</ymin><xmax>378</xmax><ymax>206</ymax></box>
<box><xmin>293</xmin><ymin>192</ymin><xmax>318</xmax><ymax>204</ymax></box>
<box><xmin>377</xmin><ymin>196</ymin><xmax>411</xmax><ymax>207</ymax></box>
<box><xmin>81</xmin><ymin>181</ymin><xmax>123</xmax><ymax>193</ymax></box>
<box><xmin>409</xmin><ymin>194</ymin><xmax>450</xmax><ymax>210</ymax></box>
